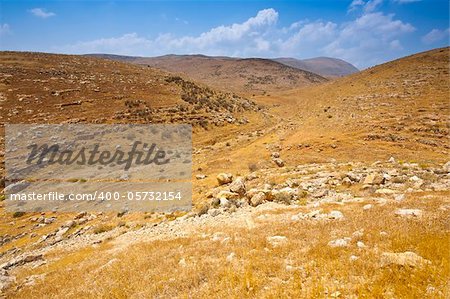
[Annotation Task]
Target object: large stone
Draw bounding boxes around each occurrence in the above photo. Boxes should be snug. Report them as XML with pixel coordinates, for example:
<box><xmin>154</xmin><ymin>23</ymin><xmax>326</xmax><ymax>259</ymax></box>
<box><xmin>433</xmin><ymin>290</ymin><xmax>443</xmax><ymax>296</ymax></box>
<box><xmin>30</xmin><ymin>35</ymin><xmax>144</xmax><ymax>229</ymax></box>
<box><xmin>250</xmin><ymin>192</ymin><xmax>266</xmax><ymax>207</ymax></box>
<box><xmin>380</xmin><ymin>251</ymin><xmax>431</xmax><ymax>267</ymax></box>
<box><xmin>271</xmin><ymin>187</ymin><xmax>296</xmax><ymax>204</ymax></box>
<box><xmin>217</xmin><ymin>173</ymin><xmax>233</xmax><ymax>185</ymax></box>
<box><xmin>363</xmin><ymin>173</ymin><xmax>385</xmax><ymax>185</ymax></box>
<box><xmin>229</xmin><ymin>177</ymin><xmax>246</xmax><ymax>196</ymax></box>
<box><xmin>273</xmin><ymin>158</ymin><xmax>285</xmax><ymax>167</ymax></box>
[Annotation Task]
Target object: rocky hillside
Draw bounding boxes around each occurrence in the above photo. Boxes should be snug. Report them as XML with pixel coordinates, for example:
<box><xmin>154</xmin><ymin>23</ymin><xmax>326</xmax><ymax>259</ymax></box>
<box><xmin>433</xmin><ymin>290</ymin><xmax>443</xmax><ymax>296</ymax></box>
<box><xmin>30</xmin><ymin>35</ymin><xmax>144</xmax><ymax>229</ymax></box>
<box><xmin>88</xmin><ymin>54</ymin><xmax>328</xmax><ymax>95</ymax></box>
<box><xmin>0</xmin><ymin>52</ymin><xmax>259</xmax><ymax>127</ymax></box>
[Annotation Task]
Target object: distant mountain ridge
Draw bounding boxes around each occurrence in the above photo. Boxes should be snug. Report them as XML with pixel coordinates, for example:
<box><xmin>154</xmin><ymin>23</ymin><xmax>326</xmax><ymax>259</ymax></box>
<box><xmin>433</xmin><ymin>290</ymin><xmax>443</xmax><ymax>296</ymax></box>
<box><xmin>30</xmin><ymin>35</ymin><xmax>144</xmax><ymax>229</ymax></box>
<box><xmin>273</xmin><ymin>57</ymin><xmax>359</xmax><ymax>77</ymax></box>
<box><xmin>87</xmin><ymin>54</ymin><xmax>329</xmax><ymax>94</ymax></box>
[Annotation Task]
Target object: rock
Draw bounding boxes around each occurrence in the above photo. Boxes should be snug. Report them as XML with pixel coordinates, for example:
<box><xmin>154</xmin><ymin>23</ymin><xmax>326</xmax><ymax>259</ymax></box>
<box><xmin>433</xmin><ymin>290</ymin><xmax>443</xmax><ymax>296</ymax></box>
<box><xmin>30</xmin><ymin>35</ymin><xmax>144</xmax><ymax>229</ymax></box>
<box><xmin>363</xmin><ymin>173</ymin><xmax>385</xmax><ymax>185</ymax></box>
<box><xmin>1</xmin><ymin>254</ymin><xmax>43</xmax><ymax>270</ymax></box>
<box><xmin>77</xmin><ymin>218</ymin><xmax>88</xmax><ymax>225</ymax></box>
<box><xmin>271</xmin><ymin>152</ymin><xmax>280</xmax><ymax>158</ymax></box>
<box><xmin>0</xmin><ymin>270</ymin><xmax>15</xmax><ymax>291</ymax></box>
<box><xmin>43</xmin><ymin>217</ymin><xmax>56</xmax><ymax>224</ymax></box>
<box><xmin>388</xmin><ymin>157</ymin><xmax>396</xmax><ymax>163</ymax></box>
<box><xmin>394</xmin><ymin>194</ymin><xmax>405</xmax><ymax>202</ymax></box>
<box><xmin>267</xmin><ymin>236</ymin><xmax>288</xmax><ymax>247</ymax></box>
<box><xmin>352</xmin><ymin>229</ymin><xmax>364</xmax><ymax>239</ymax></box>
<box><xmin>363</xmin><ymin>204</ymin><xmax>373</xmax><ymax>210</ymax></box>
<box><xmin>4</xmin><ymin>180</ymin><xmax>30</xmax><ymax>193</ymax></box>
<box><xmin>346</xmin><ymin>172</ymin><xmax>362</xmax><ymax>182</ymax></box>
<box><xmin>219</xmin><ymin>198</ymin><xmax>231</xmax><ymax>208</ymax></box>
<box><xmin>216</xmin><ymin>190</ymin><xmax>239</xmax><ymax>200</ymax></box>
<box><xmin>273</xmin><ymin>158</ymin><xmax>285</xmax><ymax>167</ymax></box>
<box><xmin>195</xmin><ymin>174</ymin><xmax>207</xmax><ymax>180</ymax></box>
<box><xmin>178</xmin><ymin>258</ymin><xmax>187</xmax><ymax>267</ymax></box>
<box><xmin>395</xmin><ymin>209</ymin><xmax>422</xmax><ymax>217</ymax></box>
<box><xmin>349</xmin><ymin>255</ymin><xmax>359</xmax><ymax>262</ymax></box>
<box><xmin>217</xmin><ymin>173</ymin><xmax>233</xmax><ymax>185</ymax></box>
<box><xmin>380</xmin><ymin>251</ymin><xmax>431</xmax><ymax>267</ymax></box>
<box><xmin>311</xmin><ymin>189</ymin><xmax>328</xmax><ymax>198</ymax></box>
<box><xmin>74</xmin><ymin>211</ymin><xmax>87</xmax><ymax>220</ymax></box>
<box><xmin>56</xmin><ymin>227</ymin><xmax>69</xmax><ymax>237</ymax></box>
<box><xmin>250</xmin><ymin>192</ymin><xmax>266</xmax><ymax>207</ymax></box>
<box><xmin>442</xmin><ymin>161</ymin><xmax>450</xmax><ymax>173</ymax></box>
<box><xmin>208</xmin><ymin>209</ymin><xmax>221</xmax><ymax>217</ymax></box>
<box><xmin>328</xmin><ymin>238</ymin><xmax>350</xmax><ymax>247</ymax></box>
<box><xmin>341</xmin><ymin>177</ymin><xmax>353</xmax><ymax>187</ymax></box>
<box><xmin>229</xmin><ymin>177</ymin><xmax>246</xmax><ymax>196</ymax></box>
<box><xmin>272</xmin><ymin>187</ymin><xmax>296</xmax><ymax>204</ymax></box>
<box><xmin>328</xmin><ymin>210</ymin><xmax>344</xmax><ymax>220</ymax></box>
<box><xmin>226</xmin><ymin>252</ymin><xmax>235</xmax><ymax>263</ymax></box>
<box><xmin>357</xmin><ymin>241</ymin><xmax>366</xmax><ymax>248</ymax></box>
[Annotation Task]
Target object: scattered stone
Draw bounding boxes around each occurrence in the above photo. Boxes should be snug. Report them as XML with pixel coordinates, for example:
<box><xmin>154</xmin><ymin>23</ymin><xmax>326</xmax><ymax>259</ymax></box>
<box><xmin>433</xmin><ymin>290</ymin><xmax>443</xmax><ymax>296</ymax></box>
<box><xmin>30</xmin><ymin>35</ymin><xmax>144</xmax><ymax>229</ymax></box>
<box><xmin>349</xmin><ymin>255</ymin><xmax>359</xmax><ymax>262</ymax></box>
<box><xmin>328</xmin><ymin>238</ymin><xmax>350</xmax><ymax>248</ymax></box>
<box><xmin>226</xmin><ymin>252</ymin><xmax>235</xmax><ymax>263</ymax></box>
<box><xmin>357</xmin><ymin>241</ymin><xmax>366</xmax><ymax>248</ymax></box>
<box><xmin>328</xmin><ymin>210</ymin><xmax>344</xmax><ymax>220</ymax></box>
<box><xmin>271</xmin><ymin>152</ymin><xmax>280</xmax><ymax>158</ymax></box>
<box><xmin>195</xmin><ymin>174</ymin><xmax>207</xmax><ymax>180</ymax></box>
<box><xmin>395</xmin><ymin>209</ymin><xmax>422</xmax><ymax>217</ymax></box>
<box><xmin>250</xmin><ymin>192</ymin><xmax>266</xmax><ymax>207</ymax></box>
<box><xmin>178</xmin><ymin>258</ymin><xmax>187</xmax><ymax>267</ymax></box>
<box><xmin>0</xmin><ymin>270</ymin><xmax>15</xmax><ymax>291</ymax></box>
<box><xmin>217</xmin><ymin>173</ymin><xmax>233</xmax><ymax>185</ymax></box>
<box><xmin>394</xmin><ymin>194</ymin><xmax>405</xmax><ymax>202</ymax></box>
<box><xmin>363</xmin><ymin>204</ymin><xmax>373</xmax><ymax>210</ymax></box>
<box><xmin>363</xmin><ymin>173</ymin><xmax>385</xmax><ymax>185</ymax></box>
<box><xmin>273</xmin><ymin>158</ymin><xmax>285</xmax><ymax>167</ymax></box>
<box><xmin>380</xmin><ymin>251</ymin><xmax>431</xmax><ymax>267</ymax></box>
<box><xmin>229</xmin><ymin>177</ymin><xmax>246</xmax><ymax>196</ymax></box>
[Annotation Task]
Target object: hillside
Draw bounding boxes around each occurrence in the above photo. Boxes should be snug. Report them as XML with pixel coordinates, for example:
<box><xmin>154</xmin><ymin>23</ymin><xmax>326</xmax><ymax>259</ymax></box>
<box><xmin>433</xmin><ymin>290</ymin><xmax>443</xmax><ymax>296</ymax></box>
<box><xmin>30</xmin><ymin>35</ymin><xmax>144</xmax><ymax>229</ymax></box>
<box><xmin>274</xmin><ymin>56</ymin><xmax>359</xmax><ymax>77</ymax></box>
<box><xmin>89</xmin><ymin>54</ymin><xmax>328</xmax><ymax>95</ymax></box>
<box><xmin>0</xmin><ymin>51</ymin><xmax>259</xmax><ymax>127</ymax></box>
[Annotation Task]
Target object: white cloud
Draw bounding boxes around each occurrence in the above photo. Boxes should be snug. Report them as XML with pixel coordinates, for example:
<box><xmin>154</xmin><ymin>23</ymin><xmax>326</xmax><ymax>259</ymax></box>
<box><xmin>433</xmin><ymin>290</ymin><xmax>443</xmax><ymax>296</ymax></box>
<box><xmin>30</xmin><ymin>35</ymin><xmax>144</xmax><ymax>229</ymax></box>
<box><xmin>421</xmin><ymin>28</ymin><xmax>450</xmax><ymax>44</ymax></box>
<box><xmin>56</xmin><ymin>8</ymin><xmax>416</xmax><ymax>68</ymax></box>
<box><xmin>0</xmin><ymin>24</ymin><xmax>11</xmax><ymax>36</ymax></box>
<box><xmin>29</xmin><ymin>8</ymin><xmax>56</xmax><ymax>18</ymax></box>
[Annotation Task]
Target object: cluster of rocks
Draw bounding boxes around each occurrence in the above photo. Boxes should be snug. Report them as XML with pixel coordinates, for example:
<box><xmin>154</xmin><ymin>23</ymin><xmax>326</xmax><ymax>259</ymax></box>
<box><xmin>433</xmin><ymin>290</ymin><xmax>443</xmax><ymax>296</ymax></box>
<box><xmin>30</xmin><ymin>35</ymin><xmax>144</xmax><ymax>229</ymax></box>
<box><xmin>197</xmin><ymin>159</ymin><xmax>449</xmax><ymax>217</ymax></box>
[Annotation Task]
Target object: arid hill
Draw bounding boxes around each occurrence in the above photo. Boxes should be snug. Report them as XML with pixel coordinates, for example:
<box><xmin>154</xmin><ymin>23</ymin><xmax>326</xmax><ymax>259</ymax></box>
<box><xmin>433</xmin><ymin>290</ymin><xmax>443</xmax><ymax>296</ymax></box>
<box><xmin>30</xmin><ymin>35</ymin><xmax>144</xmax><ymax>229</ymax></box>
<box><xmin>0</xmin><ymin>51</ymin><xmax>259</xmax><ymax>128</ymax></box>
<box><xmin>274</xmin><ymin>56</ymin><xmax>359</xmax><ymax>77</ymax></box>
<box><xmin>88</xmin><ymin>54</ymin><xmax>328</xmax><ymax>95</ymax></box>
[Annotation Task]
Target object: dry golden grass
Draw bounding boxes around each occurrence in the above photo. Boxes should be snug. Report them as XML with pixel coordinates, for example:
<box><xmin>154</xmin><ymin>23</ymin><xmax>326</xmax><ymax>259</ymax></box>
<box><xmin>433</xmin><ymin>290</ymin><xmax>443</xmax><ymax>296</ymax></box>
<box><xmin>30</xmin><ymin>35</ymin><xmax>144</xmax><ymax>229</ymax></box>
<box><xmin>8</xmin><ymin>193</ymin><xmax>450</xmax><ymax>298</ymax></box>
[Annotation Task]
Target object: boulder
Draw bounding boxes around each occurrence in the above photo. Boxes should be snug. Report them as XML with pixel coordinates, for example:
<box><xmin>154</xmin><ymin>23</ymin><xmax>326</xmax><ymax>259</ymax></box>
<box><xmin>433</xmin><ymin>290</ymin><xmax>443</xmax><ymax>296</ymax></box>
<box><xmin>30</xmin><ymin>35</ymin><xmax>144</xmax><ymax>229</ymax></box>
<box><xmin>250</xmin><ymin>192</ymin><xmax>266</xmax><ymax>207</ymax></box>
<box><xmin>273</xmin><ymin>158</ymin><xmax>285</xmax><ymax>167</ymax></box>
<box><xmin>363</xmin><ymin>173</ymin><xmax>385</xmax><ymax>185</ymax></box>
<box><xmin>217</xmin><ymin>173</ymin><xmax>233</xmax><ymax>185</ymax></box>
<box><xmin>229</xmin><ymin>177</ymin><xmax>246</xmax><ymax>196</ymax></box>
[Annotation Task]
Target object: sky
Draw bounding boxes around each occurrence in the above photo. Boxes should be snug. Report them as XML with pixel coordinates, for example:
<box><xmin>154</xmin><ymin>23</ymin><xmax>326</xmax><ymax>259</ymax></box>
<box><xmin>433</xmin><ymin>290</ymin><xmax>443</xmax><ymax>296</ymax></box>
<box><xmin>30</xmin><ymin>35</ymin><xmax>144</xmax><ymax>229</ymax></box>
<box><xmin>0</xmin><ymin>0</ymin><xmax>448</xmax><ymax>69</ymax></box>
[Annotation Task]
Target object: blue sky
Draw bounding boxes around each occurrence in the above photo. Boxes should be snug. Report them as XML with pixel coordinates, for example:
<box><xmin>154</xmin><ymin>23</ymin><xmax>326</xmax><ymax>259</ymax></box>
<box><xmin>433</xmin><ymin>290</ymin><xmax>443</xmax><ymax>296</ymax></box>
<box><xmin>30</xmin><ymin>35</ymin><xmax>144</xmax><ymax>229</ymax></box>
<box><xmin>0</xmin><ymin>0</ymin><xmax>448</xmax><ymax>68</ymax></box>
